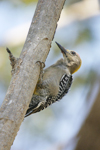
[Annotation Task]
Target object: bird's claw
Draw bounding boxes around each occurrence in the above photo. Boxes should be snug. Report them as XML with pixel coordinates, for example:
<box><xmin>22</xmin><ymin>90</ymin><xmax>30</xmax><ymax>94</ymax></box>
<box><xmin>36</xmin><ymin>61</ymin><xmax>45</xmax><ymax>82</ymax></box>
<box><xmin>36</xmin><ymin>61</ymin><xmax>45</xmax><ymax>69</ymax></box>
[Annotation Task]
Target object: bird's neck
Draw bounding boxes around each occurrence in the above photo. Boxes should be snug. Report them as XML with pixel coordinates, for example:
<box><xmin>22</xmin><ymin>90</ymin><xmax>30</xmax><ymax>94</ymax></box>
<box><xmin>55</xmin><ymin>59</ymin><xmax>71</xmax><ymax>75</ymax></box>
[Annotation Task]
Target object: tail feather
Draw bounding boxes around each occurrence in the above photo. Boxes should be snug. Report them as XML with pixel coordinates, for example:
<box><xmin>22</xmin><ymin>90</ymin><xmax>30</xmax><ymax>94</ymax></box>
<box><xmin>25</xmin><ymin>102</ymin><xmax>45</xmax><ymax>117</ymax></box>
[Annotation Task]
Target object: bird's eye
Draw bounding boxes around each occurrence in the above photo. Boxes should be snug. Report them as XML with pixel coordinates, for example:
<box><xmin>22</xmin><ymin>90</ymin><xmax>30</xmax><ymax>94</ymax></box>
<box><xmin>71</xmin><ymin>51</ymin><xmax>76</xmax><ymax>55</ymax></box>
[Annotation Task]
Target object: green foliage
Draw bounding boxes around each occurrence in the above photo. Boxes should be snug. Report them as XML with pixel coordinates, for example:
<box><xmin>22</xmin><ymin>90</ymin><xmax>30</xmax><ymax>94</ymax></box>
<box><xmin>21</xmin><ymin>0</ymin><xmax>37</xmax><ymax>4</ymax></box>
<box><xmin>75</xmin><ymin>27</ymin><xmax>93</xmax><ymax>45</ymax></box>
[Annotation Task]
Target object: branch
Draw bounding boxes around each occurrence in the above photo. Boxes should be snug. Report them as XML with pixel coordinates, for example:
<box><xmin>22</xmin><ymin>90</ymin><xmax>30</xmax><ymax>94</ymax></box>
<box><xmin>0</xmin><ymin>0</ymin><xmax>66</xmax><ymax>149</ymax></box>
<box><xmin>6</xmin><ymin>48</ymin><xmax>18</xmax><ymax>75</ymax></box>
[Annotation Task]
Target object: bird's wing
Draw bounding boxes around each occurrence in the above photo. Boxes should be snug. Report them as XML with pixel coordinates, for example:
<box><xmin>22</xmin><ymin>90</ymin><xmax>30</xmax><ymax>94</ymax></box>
<box><xmin>56</xmin><ymin>74</ymin><xmax>73</xmax><ymax>101</ymax></box>
<box><xmin>25</xmin><ymin>74</ymin><xmax>73</xmax><ymax>117</ymax></box>
<box><xmin>43</xmin><ymin>74</ymin><xmax>73</xmax><ymax>107</ymax></box>
<box><xmin>25</xmin><ymin>101</ymin><xmax>45</xmax><ymax>117</ymax></box>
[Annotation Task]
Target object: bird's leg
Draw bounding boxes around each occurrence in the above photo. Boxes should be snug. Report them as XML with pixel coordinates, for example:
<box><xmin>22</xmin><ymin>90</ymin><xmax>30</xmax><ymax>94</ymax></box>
<box><xmin>36</xmin><ymin>61</ymin><xmax>45</xmax><ymax>82</ymax></box>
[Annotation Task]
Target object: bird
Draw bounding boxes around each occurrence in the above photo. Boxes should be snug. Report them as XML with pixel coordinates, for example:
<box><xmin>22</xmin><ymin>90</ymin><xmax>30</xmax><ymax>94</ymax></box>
<box><xmin>25</xmin><ymin>42</ymin><xmax>82</xmax><ymax>117</ymax></box>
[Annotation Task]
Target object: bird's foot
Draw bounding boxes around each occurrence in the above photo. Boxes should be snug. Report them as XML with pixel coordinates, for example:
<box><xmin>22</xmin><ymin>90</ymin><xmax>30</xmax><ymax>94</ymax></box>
<box><xmin>36</xmin><ymin>61</ymin><xmax>45</xmax><ymax>82</ymax></box>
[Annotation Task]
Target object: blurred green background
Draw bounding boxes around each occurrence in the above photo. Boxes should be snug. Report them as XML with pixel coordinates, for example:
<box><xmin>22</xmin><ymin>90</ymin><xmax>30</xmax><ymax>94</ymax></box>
<box><xmin>0</xmin><ymin>0</ymin><xmax>100</xmax><ymax>150</ymax></box>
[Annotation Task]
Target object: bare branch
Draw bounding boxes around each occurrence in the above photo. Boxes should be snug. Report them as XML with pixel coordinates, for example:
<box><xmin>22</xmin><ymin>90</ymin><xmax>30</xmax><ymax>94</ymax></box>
<box><xmin>0</xmin><ymin>0</ymin><xmax>66</xmax><ymax>149</ymax></box>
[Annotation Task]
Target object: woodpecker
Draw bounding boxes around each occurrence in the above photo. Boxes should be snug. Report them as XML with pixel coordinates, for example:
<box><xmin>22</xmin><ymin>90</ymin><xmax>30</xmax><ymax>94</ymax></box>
<box><xmin>25</xmin><ymin>42</ymin><xmax>82</xmax><ymax>117</ymax></box>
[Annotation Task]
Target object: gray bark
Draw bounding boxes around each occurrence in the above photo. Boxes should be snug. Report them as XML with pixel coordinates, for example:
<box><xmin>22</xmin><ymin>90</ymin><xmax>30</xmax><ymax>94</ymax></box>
<box><xmin>0</xmin><ymin>0</ymin><xmax>66</xmax><ymax>150</ymax></box>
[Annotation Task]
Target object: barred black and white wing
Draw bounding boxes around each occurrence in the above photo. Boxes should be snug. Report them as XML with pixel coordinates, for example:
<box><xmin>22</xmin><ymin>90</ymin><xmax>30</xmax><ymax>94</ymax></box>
<box><xmin>44</xmin><ymin>74</ymin><xmax>73</xmax><ymax>108</ymax></box>
<box><xmin>56</xmin><ymin>74</ymin><xmax>73</xmax><ymax>101</ymax></box>
<box><xmin>25</xmin><ymin>74</ymin><xmax>73</xmax><ymax>117</ymax></box>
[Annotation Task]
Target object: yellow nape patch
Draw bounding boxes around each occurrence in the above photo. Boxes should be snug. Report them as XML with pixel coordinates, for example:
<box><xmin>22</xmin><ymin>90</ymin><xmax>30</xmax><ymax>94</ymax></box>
<box><xmin>72</xmin><ymin>60</ymin><xmax>82</xmax><ymax>74</ymax></box>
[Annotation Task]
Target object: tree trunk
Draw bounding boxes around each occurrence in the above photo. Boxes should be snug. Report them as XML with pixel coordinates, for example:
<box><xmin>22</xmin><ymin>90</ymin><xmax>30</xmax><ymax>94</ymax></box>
<box><xmin>75</xmin><ymin>75</ymin><xmax>100</xmax><ymax>150</ymax></box>
<box><xmin>0</xmin><ymin>0</ymin><xmax>66</xmax><ymax>149</ymax></box>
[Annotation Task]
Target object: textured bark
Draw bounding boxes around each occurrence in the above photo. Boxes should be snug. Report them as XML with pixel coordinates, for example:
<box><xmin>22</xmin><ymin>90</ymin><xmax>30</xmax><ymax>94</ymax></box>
<box><xmin>0</xmin><ymin>0</ymin><xmax>66</xmax><ymax>149</ymax></box>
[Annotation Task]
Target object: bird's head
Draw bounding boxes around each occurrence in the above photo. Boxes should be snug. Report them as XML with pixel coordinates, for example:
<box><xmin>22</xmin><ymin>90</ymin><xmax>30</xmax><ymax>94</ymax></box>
<box><xmin>56</xmin><ymin>42</ymin><xmax>82</xmax><ymax>74</ymax></box>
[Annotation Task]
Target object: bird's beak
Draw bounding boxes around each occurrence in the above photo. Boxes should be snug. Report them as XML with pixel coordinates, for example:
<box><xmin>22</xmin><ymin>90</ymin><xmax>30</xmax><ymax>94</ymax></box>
<box><xmin>55</xmin><ymin>42</ymin><xmax>69</xmax><ymax>56</ymax></box>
